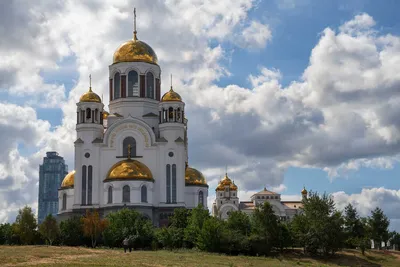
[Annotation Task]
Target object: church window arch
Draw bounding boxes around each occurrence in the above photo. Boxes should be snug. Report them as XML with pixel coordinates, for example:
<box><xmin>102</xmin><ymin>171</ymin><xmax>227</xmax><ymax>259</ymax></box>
<box><xmin>146</xmin><ymin>72</ymin><xmax>154</xmax><ymax>99</ymax></box>
<box><xmin>122</xmin><ymin>185</ymin><xmax>130</xmax><ymax>203</ymax></box>
<box><xmin>123</xmin><ymin>137</ymin><xmax>136</xmax><ymax>157</ymax></box>
<box><xmin>62</xmin><ymin>193</ymin><xmax>67</xmax><ymax>210</ymax></box>
<box><xmin>166</xmin><ymin>164</ymin><xmax>171</xmax><ymax>203</ymax></box>
<box><xmin>141</xmin><ymin>185</ymin><xmax>147</xmax><ymax>203</ymax></box>
<box><xmin>198</xmin><ymin>191</ymin><xmax>204</xmax><ymax>207</ymax></box>
<box><xmin>86</xmin><ymin>108</ymin><xmax>91</xmax><ymax>119</ymax></box>
<box><xmin>168</xmin><ymin>107</ymin><xmax>174</xmax><ymax>121</ymax></box>
<box><xmin>95</xmin><ymin>109</ymin><xmax>98</xmax><ymax>122</ymax></box>
<box><xmin>108</xmin><ymin>186</ymin><xmax>113</xmax><ymax>204</ymax></box>
<box><xmin>88</xmin><ymin>165</ymin><xmax>93</xmax><ymax>205</ymax></box>
<box><xmin>114</xmin><ymin>72</ymin><xmax>121</xmax><ymax>99</ymax></box>
<box><xmin>172</xmin><ymin>164</ymin><xmax>177</xmax><ymax>203</ymax></box>
<box><xmin>81</xmin><ymin>165</ymin><xmax>87</xmax><ymax>205</ymax></box>
<box><xmin>128</xmin><ymin>70</ymin><xmax>139</xmax><ymax>97</ymax></box>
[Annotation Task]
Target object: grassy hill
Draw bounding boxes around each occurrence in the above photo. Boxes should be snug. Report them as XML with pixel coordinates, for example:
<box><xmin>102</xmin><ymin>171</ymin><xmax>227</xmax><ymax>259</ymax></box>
<box><xmin>0</xmin><ymin>246</ymin><xmax>399</xmax><ymax>266</ymax></box>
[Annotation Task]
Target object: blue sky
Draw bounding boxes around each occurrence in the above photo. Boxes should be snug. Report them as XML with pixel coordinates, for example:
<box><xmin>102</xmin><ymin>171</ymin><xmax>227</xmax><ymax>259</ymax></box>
<box><xmin>1</xmin><ymin>0</ymin><xmax>400</xmax><ymax>226</ymax></box>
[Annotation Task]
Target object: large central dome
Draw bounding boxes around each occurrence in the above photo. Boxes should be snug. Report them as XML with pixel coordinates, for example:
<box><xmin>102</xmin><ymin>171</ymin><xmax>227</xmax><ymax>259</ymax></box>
<box><xmin>113</xmin><ymin>37</ymin><xmax>158</xmax><ymax>65</ymax></box>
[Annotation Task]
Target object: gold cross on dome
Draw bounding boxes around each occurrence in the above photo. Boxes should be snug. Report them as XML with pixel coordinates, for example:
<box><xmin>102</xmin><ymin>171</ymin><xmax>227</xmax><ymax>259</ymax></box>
<box><xmin>89</xmin><ymin>74</ymin><xmax>92</xmax><ymax>87</ymax></box>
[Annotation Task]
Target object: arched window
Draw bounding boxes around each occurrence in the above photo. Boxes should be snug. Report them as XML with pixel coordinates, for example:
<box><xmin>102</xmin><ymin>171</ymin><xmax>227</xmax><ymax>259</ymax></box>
<box><xmin>141</xmin><ymin>185</ymin><xmax>147</xmax><ymax>203</ymax></box>
<box><xmin>114</xmin><ymin>73</ymin><xmax>121</xmax><ymax>99</ymax></box>
<box><xmin>146</xmin><ymin>72</ymin><xmax>154</xmax><ymax>99</ymax></box>
<box><xmin>122</xmin><ymin>185</ymin><xmax>130</xmax><ymax>203</ymax></box>
<box><xmin>81</xmin><ymin>165</ymin><xmax>87</xmax><ymax>205</ymax></box>
<box><xmin>166</xmin><ymin>164</ymin><xmax>171</xmax><ymax>203</ymax></box>
<box><xmin>177</xmin><ymin>108</ymin><xmax>181</xmax><ymax>122</ymax></box>
<box><xmin>172</xmin><ymin>164</ymin><xmax>177</xmax><ymax>203</ymax></box>
<box><xmin>128</xmin><ymin>70</ymin><xmax>139</xmax><ymax>97</ymax></box>
<box><xmin>86</xmin><ymin>108</ymin><xmax>91</xmax><ymax>119</ymax></box>
<box><xmin>198</xmin><ymin>191</ymin><xmax>204</xmax><ymax>207</ymax></box>
<box><xmin>123</xmin><ymin>137</ymin><xmax>136</xmax><ymax>157</ymax></box>
<box><xmin>168</xmin><ymin>107</ymin><xmax>174</xmax><ymax>120</ymax></box>
<box><xmin>62</xmin><ymin>193</ymin><xmax>67</xmax><ymax>210</ymax></box>
<box><xmin>108</xmin><ymin>186</ymin><xmax>113</xmax><ymax>204</ymax></box>
<box><xmin>88</xmin><ymin>165</ymin><xmax>92</xmax><ymax>205</ymax></box>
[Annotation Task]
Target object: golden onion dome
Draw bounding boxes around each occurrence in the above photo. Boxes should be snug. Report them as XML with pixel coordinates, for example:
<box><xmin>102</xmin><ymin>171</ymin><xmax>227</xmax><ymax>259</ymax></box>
<box><xmin>113</xmin><ymin>34</ymin><xmax>158</xmax><ymax>65</ymax></box>
<box><xmin>185</xmin><ymin>167</ymin><xmax>207</xmax><ymax>186</ymax></box>
<box><xmin>301</xmin><ymin>187</ymin><xmax>308</xmax><ymax>195</ymax></box>
<box><xmin>216</xmin><ymin>173</ymin><xmax>237</xmax><ymax>191</ymax></box>
<box><xmin>161</xmin><ymin>87</ymin><xmax>182</xmax><ymax>102</ymax></box>
<box><xmin>79</xmin><ymin>87</ymin><xmax>101</xmax><ymax>103</ymax></box>
<box><xmin>61</xmin><ymin>170</ymin><xmax>75</xmax><ymax>189</ymax></box>
<box><xmin>103</xmin><ymin>110</ymin><xmax>110</xmax><ymax>120</ymax></box>
<box><xmin>104</xmin><ymin>159</ymin><xmax>153</xmax><ymax>181</ymax></box>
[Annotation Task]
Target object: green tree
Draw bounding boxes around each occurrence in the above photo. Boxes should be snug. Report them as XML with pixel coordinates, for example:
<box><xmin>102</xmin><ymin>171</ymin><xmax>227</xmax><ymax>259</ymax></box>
<box><xmin>276</xmin><ymin>223</ymin><xmax>292</xmax><ymax>252</ymax></box>
<box><xmin>81</xmin><ymin>209</ymin><xmax>108</xmax><ymax>248</ymax></box>
<box><xmin>226</xmin><ymin>211</ymin><xmax>251</xmax><ymax>236</ymax></box>
<box><xmin>368</xmin><ymin>207</ymin><xmax>389</xmax><ymax>249</ymax></box>
<box><xmin>196</xmin><ymin>217</ymin><xmax>223</xmax><ymax>252</ymax></box>
<box><xmin>169</xmin><ymin>208</ymin><xmax>190</xmax><ymax>229</ymax></box>
<box><xmin>0</xmin><ymin>223</ymin><xmax>13</xmax><ymax>245</ymax></box>
<box><xmin>344</xmin><ymin>204</ymin><xmax>362</xmax><ymax>247</ymax></box>
<box><xmin>103</xmin><ymin>208</ymin><xmax>154</xmax><ymax>249</ymax></box>
<box><xmin>184</xmin><ymin>205</ymin><xmax>210</xmax><ymax>248</ymax></box>
<box><xmin>14</xmin><ymin>206</ymin><xmax>37</xmax><ymax>245</ymax></box>
<box><xmin>250</xmin><ymin>201</ymin><xmax>279</xmax><ymax>256</ymax></box>
<box><xmin>38</xmin><ymin>214</ymin><xmax>59</xmax><ymax>245</ymax></box>
<box><xmin>155</xmin><ymin>227</ymin><xmax>184</xmax><ymax>249</ymax></box>
<box><xmin>389</xmin><ymin>231</ymin><xmax>400</xmax><ymax>250</ymax></box>
<box><xmin>291</xmin><ymin>192</ymin><xmax>344</xmax><ymax>256</ymax></box>
<box><xmin>60</xmin><ymin>216</ymin><xmax>86</xmax><ymax>246</ymax></box>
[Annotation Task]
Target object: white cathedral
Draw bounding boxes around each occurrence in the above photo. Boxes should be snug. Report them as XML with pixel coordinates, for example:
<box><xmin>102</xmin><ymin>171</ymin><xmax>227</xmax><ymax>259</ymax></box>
<box><xmin>58</xmin><ymin>16</ymin><xmax>208</xmax><ymax>226</ymax></box>
<box><xmin>58</xmin><ymin>13</ymin><xmax>305</xmax><ymax>226</ymax></box>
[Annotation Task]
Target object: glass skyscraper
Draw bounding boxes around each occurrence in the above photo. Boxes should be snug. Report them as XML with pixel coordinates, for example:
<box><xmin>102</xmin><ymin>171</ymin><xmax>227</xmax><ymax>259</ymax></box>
<box><xmin>38</xmin><ymin>151</ymin><xmax>68</xmax><ymax>224</ymax></box>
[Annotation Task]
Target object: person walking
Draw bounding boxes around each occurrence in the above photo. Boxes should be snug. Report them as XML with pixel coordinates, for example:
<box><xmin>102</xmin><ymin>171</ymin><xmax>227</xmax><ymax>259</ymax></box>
<box><xmin>123</xmin><ymin>238</ymin><xmax>129</xmax><ymax>253</ymax></box>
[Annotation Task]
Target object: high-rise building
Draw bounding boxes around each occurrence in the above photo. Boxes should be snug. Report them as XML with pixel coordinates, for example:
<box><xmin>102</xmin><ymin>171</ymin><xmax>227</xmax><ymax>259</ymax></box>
<box><xmin>38</xmin><ymin>151</ymin><xmax>68</xmax><ymax>224</ymax></box>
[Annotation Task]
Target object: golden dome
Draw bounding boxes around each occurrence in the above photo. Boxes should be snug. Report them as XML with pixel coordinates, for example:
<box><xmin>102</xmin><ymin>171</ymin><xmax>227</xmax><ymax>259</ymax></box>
<box><xmin>216</xmin><ymin>173</ymin><xmax>237</xmax><ymax>191</ymax></box>
<box><xmin>61</xmin><ymin>170</ymin><xmax>75</xmax><ymax>188</ymax></box>
<box><xmin>79</xmin><ymin>87</ymin><xmax>101</xmax><ymax>103</ymax></box>
<box><xmin>185</xmin><ymin>167</ymin><xmax>207</xmax><ymax>185</ymax></box>
<box><xmin>104</xmin><ymin>159</ymin><xmax>153</xmax><ymax>181</ymax></box>
<box><xmin>301</xmin><ymin>187</ymin><xmax>308</xmax><ymax>195</ymax></box>
<box><xmin>103</xmin><ymin>110</ymin><xmax>110</xmax><ymax>119</ymax></box>
<box><xmin>161</xmin><ymin>87</ymin><xmax>182</xmax><ymax>102</ymax></box>
<box><xmin>113</xmin><ymin>37</ymin><xmax>158</xmax><ymax>65</ymax></box>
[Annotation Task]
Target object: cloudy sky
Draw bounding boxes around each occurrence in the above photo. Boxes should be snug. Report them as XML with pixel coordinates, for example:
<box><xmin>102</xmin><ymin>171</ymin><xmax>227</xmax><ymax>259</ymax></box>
<box><xmin>1</xmin><ymin>0</ymin><xmax>400</xmax><ymax>229</ymax></box>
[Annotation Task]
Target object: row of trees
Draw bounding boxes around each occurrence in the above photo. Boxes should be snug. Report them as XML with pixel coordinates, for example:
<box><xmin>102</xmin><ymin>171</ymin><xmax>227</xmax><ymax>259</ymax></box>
<box><xmin>0</xmin><ymin>191</ymin><xmax>397</xmax><ymax>257</ymax></box>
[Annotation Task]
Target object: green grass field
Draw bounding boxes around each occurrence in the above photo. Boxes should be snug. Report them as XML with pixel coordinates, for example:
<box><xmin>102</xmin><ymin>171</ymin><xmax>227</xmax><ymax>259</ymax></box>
<box><xmin>0</xmin><ymin>246</ymin><xmax>399</xmax><ymax>267</ymax></box>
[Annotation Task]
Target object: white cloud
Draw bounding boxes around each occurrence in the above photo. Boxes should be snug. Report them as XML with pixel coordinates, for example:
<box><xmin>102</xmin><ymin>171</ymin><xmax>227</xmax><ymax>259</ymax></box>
<box><xmin>333</xmin><ymin>188</ymin><xmax>400</xmax><ymax>230</ymax></box>
<box><xmin>239</xmin><ymin>21</ymin><xmax>272</xmax><ymax>49</ymax></box>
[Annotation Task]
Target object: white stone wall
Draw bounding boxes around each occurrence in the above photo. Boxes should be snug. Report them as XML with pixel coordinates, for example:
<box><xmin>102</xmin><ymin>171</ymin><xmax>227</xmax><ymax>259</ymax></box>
<box><xmin>184</xmin><ymin>186</ymin><xmax>209</xmax><ymax>209</ymax></box>
<box><xmin>58</xmin><ymin>188</ymin><xmax>74</xmax><ymax>213</ymax></box>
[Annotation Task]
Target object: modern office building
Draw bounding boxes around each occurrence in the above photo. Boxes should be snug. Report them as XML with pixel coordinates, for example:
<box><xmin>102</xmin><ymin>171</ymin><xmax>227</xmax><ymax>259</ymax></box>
<box><xmin>38</xmin><ymin>151</ymin><xmax>68</xmax><ymax>224</ymax></box>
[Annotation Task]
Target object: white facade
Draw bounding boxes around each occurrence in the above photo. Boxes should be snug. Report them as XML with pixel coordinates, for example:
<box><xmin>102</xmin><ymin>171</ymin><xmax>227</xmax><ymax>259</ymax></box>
<box><xmin>58</xmin><ymin>28</ymin><xmax>208</xmax><ymax>226</ymax></box>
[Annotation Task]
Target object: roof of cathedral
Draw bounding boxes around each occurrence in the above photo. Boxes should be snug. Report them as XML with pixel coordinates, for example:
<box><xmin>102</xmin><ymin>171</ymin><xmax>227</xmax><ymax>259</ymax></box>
<box><xmin>61</xmin><ymin>170</ymin><xmax>75</xmax><ymax>189</ymax></box>
<box><xmin>79</xmin><ymin>86</ymin><xmax>102</xmax><ymax>103</ymax></box>
<box><xmin>253</xmin><ymin>187</ymin><xmax>278</xmax><ymax>195</ymax></box>
<box><xmin>239</xmin><ymin>202</ymin><xmax>255</xmax><ymax>210</ymax></box>
<box><xmin>113</xmin><ymin>33</ymin><xmax>158</xmax><ymax>65</ymax></box>
<box><xmin>185</xmin><ymin>167</ymin><xmax>207</xmax><ymax>186</ymax></box>
<box><xmin>161</xmin><ymin>87</ymin><xmax>182</xmax><ymax>102</ymax></box>
<box><xmin>215</xmin><ymin>173</ymin><xmax>237</xmax><ymax>191</ymax></box>
<box><xmin>104</xmin><ymin>159</ymin><xmax>153</xmax><ymax>181</ymax></box>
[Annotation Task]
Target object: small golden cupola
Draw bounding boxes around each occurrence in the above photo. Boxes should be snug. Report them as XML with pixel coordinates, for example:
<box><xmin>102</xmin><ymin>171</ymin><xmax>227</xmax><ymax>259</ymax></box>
<box><xmin>161</xmin><ymin>86</ymin><xmax>182</xmax><ymax>102</ymax></box>
<box><xmin>301</xmin><ymin>186</ymin><xmax>308</xmax><ymax>195</ymax></box>
<box><xmin>216</xmin><ymin>173</ymin><xmax>237</xmax><ymax>191</ymax></box>
<box><xmin>113</xmin><ymin>8</ymin><xmax>158</xmax><ymax>65</ymax></box>
<box><xmin>79</xmin><ymin>75</ymin><xmax>102</xmax><ymax>103</ymax></box>
<box><xmin>185</xmin><ymin>167</ymin><xmax>207</xmax><ymax>186</ymax></box>
<box><xmin>61</xmin><ymin>170</ymin><xmax>75</xmax><ymax>189</ymax></box>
